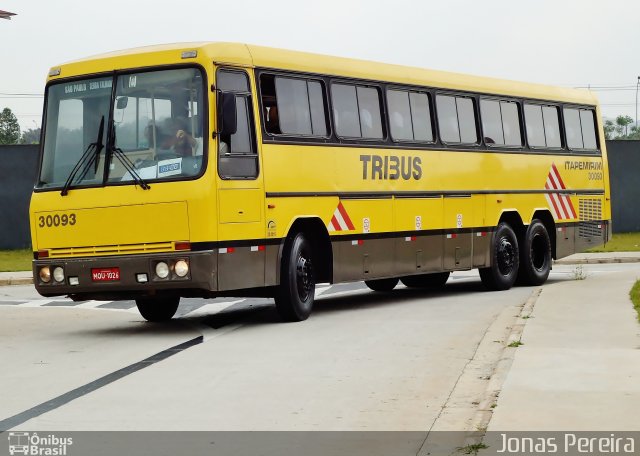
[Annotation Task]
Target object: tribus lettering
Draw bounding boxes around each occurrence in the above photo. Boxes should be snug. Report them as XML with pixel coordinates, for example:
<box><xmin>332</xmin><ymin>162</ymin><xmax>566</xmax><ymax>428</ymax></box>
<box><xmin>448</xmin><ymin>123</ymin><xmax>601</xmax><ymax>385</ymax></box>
<box><xmin>360</xmin><ymin>155</ymin><xmax>422</xmax><ymax>180</ymax></box>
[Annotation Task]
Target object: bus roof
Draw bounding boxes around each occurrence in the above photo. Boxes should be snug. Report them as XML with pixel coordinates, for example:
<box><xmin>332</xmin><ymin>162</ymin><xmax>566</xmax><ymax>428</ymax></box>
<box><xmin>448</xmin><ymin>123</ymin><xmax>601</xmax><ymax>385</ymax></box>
<box><xmin>50</xmin><ymin>42</ymin><xmax>598</xmax><ymax>106</ymax></box>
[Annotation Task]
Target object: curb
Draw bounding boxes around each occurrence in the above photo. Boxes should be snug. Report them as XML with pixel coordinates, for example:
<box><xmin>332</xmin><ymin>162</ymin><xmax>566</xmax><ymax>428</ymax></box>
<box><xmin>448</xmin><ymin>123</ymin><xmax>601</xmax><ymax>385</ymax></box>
<box><xmin>554</xmin><ymin>257</ymin><xmax>640</xmax><ymax>265</ymax></box>
<box><xmin>0</xmin><ymin>278</ymin><xmax>33</xmax><ymax>286</ymax></box>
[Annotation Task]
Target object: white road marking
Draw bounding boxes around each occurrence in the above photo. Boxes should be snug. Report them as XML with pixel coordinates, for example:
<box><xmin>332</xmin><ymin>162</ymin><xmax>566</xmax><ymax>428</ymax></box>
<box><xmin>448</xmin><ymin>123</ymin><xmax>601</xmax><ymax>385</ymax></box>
<box><xmin>18</xmin><ymin>299</ymin><xmax>54</xmax><ymax>307</ymax></box>
<box><xmin>76</xmin><ymin>300</ymin><xmax>112</xmax><ymax>309</ymax></box>
<box><xmin>183</xmin><ymin>299</ymin><xmax>245</xmax><ymax>318</ymax></box>
<box><xmin>315</xmin><ymin>286</ymin><xmax>331</xmax><ymax>297</ymax></box>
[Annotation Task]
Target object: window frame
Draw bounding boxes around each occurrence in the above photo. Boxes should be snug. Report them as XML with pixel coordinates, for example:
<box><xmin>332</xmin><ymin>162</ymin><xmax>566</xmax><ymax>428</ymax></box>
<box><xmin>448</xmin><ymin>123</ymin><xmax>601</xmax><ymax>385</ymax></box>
<box><xmin>523</xmin><ymin>102</ymin><xmax>565</xmax><ymax>151</ymax></box>
<box><xmin>216</xmin><ymin>67</ymin><xmax>259</xmax><ymax>181</ymax></box>
<box><xmin>385</xmin><ymin>86</ymin><xmax>436</xmax><ymax>145</ymax></box>
<box><xmin>479</xmin><ymin>97</ymin><xmax>524</xmax><ymax>149</ymax></box>
<box><xmin>330</xmin><ymin>80</ymin><xmax>387</xmax><ymax>142</ymax></box>
<box><xmin>258</xmin><ymin>70</ymin><xmax>332</xmax><ymax>141</ymax></box>
<box><xmin>562</xmin><ymin>105</ymin><xmax>600</xmax><ymax>153</ymax></box>
<box><xmin>35</xmin><ymin>64</ymin><xmax>209</xmax><ymax>193</ymax></box>
<box><xmin>435</xmin><ymin>92</ymin><xmax>480</xmax><ymax>146</ymax></box>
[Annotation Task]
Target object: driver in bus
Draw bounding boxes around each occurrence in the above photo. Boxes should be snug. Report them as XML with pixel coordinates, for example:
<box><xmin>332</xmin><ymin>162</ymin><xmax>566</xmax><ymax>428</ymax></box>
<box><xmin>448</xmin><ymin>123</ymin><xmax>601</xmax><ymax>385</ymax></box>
<box><xmin>163</xmin><ymin>117</ymin><xmax>202</xmax><ymax>157</ymax></box>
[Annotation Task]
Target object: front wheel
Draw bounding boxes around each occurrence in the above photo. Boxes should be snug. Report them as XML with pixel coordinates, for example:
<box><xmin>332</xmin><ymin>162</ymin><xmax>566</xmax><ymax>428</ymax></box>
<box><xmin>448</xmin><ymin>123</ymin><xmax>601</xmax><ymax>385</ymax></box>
<box><xmin>365</xmin><ymin>278</ymin><xmax>399</xmax><ymax>292</ymax></box>
<box><xmin>400</xmin><ymin>272</ymin><xmax>450</xmax><ymax>288</ymax></box>
<box><xmin>135</xmin><ymin>296</ymin><xmax>180</xmax><ymax>322</ymax></box>
<box><xmin>479</xmin><ymin>222</ymin><xmax>519</xmax><ymax>291</ymax></box>
<box><xmin>517</xmin><ymin>219</ymin><xmax>552</xmax><ymax>285</ymax></box>
<box><xmin>275</xmin><ymin>232</ymin><xmax>315</xmax><ymax>322</ymax></box>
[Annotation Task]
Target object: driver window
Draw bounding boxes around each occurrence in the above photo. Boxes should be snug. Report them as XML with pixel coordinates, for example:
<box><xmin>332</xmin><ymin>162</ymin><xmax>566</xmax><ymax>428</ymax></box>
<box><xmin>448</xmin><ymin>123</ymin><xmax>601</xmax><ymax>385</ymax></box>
<box><xmin>217</xmin><ymin>69</ymin><xmax>258</xmax><ymax>179</ymax></box>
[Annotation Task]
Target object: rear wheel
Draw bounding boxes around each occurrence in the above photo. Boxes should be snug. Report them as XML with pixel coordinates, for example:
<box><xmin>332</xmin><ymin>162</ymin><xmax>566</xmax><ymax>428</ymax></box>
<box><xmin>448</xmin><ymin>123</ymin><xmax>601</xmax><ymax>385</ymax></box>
<box><xmin>135</xmin><ymin>296</ymin><xmax>180</xmax><ymax>322</ymax></box>
<box><xmin>275</xmin><ymin>232</ymin><xmax>315</xmax><ymax>322</ymax></box>
<box><xmin>401</xmin><ymin>271</ymin><xmax>450</xmax><ymax>288</ymax></box>
<box><xmin>365</xmin><ymin>278</ymin><xmax>399</xmax><ymax>292</ymax></box>
<box><xmin>518</xmin><ymin>219</ymin><xmax>552</xmax><ymax>285</ymax></box>
<box><xmin>479</xmin><ymin>222</ymin><xmax>519</xmax><ymax>291</ymax></box>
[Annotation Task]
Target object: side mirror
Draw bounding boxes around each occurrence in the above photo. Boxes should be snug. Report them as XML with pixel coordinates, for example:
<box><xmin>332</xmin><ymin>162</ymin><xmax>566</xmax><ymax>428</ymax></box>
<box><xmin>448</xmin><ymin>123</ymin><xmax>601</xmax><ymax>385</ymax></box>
<box><xmin>218</xmin><ymin>92</ymin><xmax>237</xmax><ymax>137</ymax></box>
<box><xmin>116</xmin><ymin>96</ymin><xmax>128</xmax><ymax>110</ymax></box>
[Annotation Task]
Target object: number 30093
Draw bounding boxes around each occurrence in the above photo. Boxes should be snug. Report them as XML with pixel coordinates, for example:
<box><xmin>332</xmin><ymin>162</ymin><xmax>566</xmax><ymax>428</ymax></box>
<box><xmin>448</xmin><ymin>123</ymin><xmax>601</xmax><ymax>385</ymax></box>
<box><xmin>38</xmin><ymin>213</ymin><xmax>77</xmax><ymax>228</ymax></box>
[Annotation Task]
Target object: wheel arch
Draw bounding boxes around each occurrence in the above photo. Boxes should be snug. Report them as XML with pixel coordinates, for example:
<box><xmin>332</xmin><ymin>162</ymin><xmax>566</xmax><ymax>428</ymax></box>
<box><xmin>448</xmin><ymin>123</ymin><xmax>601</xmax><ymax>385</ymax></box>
<box><xmin>279</xmin><ymin>217</ymin><xmax>333</xmax><ymax>284</ymax></box>
<box><xmin>497</xmin><ymin>210</ymin><xmax>525</xmax><ymax>240</ymax></box>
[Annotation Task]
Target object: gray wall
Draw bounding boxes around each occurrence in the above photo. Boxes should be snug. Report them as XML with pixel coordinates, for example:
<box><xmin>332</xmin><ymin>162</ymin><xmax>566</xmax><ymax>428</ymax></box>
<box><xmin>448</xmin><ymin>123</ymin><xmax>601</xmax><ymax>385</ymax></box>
<box><xmin>607</xmin><ymin>140</ymin><xmax>640</xmax><ymax>233</ymax></box>
<box><xmin>0</xmin><ymin>141</ymin><xmax>637</xmax><ymax>250</ymax></box>
<box><xmin>0</xmin><ymin>145</ymin><xmax>38</xmax><ymax>249</ymax></box>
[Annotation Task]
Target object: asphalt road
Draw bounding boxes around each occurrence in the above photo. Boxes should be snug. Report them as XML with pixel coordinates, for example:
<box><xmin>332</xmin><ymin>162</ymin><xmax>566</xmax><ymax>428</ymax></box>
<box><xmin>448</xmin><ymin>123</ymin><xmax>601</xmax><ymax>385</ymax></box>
<box><xmin>0</xmin><ymin>264</ymin><xmax>636</xmax><ymax>432</ymax></box>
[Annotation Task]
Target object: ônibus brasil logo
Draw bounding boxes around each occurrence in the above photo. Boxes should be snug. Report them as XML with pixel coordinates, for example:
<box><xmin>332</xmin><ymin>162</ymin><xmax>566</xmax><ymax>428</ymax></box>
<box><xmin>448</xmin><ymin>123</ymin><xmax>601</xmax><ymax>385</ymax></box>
<box><xmin>7</xmin><ymin>432</ymin><xmax>73</xmax><ymax>456</ymax></box>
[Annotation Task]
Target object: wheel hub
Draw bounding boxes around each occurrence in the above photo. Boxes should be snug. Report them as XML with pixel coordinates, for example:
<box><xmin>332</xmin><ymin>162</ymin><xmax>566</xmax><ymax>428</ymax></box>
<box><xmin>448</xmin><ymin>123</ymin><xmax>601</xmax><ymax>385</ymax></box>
<box><xmin>296</xmin><ymin>255</ymin><xmax>313</xmax><ymax>300</ymax></box>
<box><xmin>497</xmin><ymin>237</ymin><xmax>515</xmax><ymax>275</ymax></box>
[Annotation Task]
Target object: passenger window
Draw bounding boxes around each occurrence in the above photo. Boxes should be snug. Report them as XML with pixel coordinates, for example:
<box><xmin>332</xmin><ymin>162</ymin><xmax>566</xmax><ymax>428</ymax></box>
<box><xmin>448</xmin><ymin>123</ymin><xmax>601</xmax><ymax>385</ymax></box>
<box><xmin>542</xmin><ymin>106</ymin><xmax>561</xmax><ymax>148</ymax></box>
<box><xmin>332</xmin><ymin>84</ymin><xmax>360</xmax><ymax>138</ymax></box>
<box><xmin>501</xmin><ymin>102</ymin><xmax>521</xmax><ymax>146</ymax></box>
<box><xmin>217</xmin><ymin>69</ymin><xmax>257</xmax><ymax>179</ymax></box>
<box><xmin>356</xmin><ymin>86</ymin><xmax>383</xmax><ymax>139</ymax></box>
<box><xmin>260</xmin><ymin>75</ymin><xmax>328</xmax><ymax>137</ymax></box>
<box><xmin>387</xmin><ymin>89</ymin><xmax>433</xmax><ymax>142</ymax></box>
<box><xmin>480</xmin><ymin>99</ymin><xmax>521</xmax><ymax>147</ymax></box>
<box><xmin>332</xmin><ymin>83</ymin><xmax>384</xmax><ymax>139</ymax></box>
<box><xmin>524</xmin><ymin>104</ymin><xmax>545</xmax><ymax>147</ymax></box>
<box><xmin>409</xmin><ymin>92</ymin><xmax>433</xmax><ymax>142</ymax></box>
<box><xmin>436</xmin><ymin>94</ymin><xmax>477</xmax><ymax>144</ymax></box>
<box><xmin>563</xmin><ymin>108</ymin><xmax>583</xmax><ymax>149</ymax></box>
<box><xmin>525</xmin><ymin>103</ymin><xmax>561</xmax><ymax>149</ymax></box>
<box><xmin>580</xmin><ymin>110</ymin><xmax>597</xmax><ymax>150</ymax></box>
<box><xmin>480</xmin><ymin>100</ymin><xmax>503</xmax><ymax>145</ymax></box>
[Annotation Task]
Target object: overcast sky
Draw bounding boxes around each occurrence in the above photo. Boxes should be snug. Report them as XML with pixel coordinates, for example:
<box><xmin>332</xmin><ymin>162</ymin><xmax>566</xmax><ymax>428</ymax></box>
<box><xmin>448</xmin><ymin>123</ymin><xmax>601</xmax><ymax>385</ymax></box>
<box><xmin>2</xmin><ymin>0</ymin><xmax>639</xmax><ymax>131</ymax></box>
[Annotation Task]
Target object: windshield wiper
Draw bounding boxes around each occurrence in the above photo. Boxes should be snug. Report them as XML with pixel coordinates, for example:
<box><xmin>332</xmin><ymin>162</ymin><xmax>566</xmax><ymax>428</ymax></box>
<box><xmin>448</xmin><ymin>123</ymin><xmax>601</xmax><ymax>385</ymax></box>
<box><xmin>109</xmin><ymin>146</ymin><xmax>151</xmax><ymax>190</ymax></box>
<box><xmin>108</xmin><ymin>126</ymin><xmax>150</xmax><ymax>190</ymax></box>
<box><xmin>60</xmin><ymin>116</ymin><xmax>105</xmax><ymax>196</ymax></box>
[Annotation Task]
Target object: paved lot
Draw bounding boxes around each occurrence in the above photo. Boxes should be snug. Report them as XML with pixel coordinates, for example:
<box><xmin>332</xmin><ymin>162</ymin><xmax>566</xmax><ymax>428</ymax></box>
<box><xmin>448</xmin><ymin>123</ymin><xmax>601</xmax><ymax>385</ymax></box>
<box><xmin>1</xmin><ymin>263</ymin><xmax>638</xmax><ymax>435</ymax></box>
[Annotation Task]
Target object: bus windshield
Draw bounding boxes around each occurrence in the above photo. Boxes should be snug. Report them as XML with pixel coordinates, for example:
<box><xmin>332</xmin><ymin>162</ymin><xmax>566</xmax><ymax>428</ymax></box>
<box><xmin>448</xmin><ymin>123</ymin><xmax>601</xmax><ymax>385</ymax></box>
<box><xmin>38</xmin><ymin>67</ymin><xmax>205</xmax><ymax>190</ymax></box>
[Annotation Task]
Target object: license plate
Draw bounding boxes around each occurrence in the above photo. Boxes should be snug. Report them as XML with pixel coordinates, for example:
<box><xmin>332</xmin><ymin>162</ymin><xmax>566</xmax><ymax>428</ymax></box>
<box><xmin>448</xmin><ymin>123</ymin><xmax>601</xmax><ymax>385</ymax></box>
<box><xmin>91</xmin><ymin>267</ymin><xmax>120</xmax><ymax>282</ymax></box>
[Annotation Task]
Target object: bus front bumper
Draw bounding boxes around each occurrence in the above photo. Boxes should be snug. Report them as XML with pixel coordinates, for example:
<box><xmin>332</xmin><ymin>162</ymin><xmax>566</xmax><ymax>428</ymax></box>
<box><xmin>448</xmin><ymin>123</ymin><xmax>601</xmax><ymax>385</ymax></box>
<box><xmin>33</xmin><ymin>250</ymin><xmax>217</xmax><ymax>299</ymax></box>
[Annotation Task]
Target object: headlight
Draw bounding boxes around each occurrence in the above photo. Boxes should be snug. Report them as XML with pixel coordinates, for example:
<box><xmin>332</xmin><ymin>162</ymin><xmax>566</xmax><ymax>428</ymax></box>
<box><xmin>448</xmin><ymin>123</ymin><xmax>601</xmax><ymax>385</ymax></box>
<box><xmin>174</xmin><ymin>259</ymin><xmax>189</xmax><ymax>277</ymax></box>
<box><xmin>155</xmin><ymin>262</ymin><xmax>170</xmax><ymax>279</ymax></box>
<box><xmin>53</xmin><ymin>267</ymin><xmax>65</xmax><ymax>283</ymax></box>
<box><xmin>39</xmin><ymin>266</ymin><xmax>51</xmax><ymax>283</ymax></box>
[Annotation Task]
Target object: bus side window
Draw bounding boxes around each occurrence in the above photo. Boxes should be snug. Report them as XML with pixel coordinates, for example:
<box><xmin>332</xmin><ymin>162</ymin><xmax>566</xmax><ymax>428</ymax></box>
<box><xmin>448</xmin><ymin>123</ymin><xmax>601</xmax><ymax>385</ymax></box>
<box><xmin>216</xmin><ymin>69</ymin><xmax>258</xmax><ymax>179</ymax></box>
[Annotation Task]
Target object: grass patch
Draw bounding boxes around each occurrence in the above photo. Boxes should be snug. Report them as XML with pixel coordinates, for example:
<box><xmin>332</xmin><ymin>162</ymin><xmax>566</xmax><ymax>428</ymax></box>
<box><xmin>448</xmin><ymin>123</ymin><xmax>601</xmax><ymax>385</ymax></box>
<box><xmin>630</xmin><ymin>280</ymin><xmax>640</xmax><ymax>322</ymax></box>
<box><xmin>587</xmin><ymin>232</ymin><xmax>640</xmax><ymax>252</ymax></box>
<box><xmin>507</xmin><ymin>340</ymin><xmax>524</xmax><ymax>348</ymax></box>
<box><xmin>458</xmin><ymin>443</ymin><xmax>489</xmax><ymax>454</ymax></box>
<box><xmin>0</xmin><ymin>249</ymin><xmax>32</xmax><ymax>272</ymax></box>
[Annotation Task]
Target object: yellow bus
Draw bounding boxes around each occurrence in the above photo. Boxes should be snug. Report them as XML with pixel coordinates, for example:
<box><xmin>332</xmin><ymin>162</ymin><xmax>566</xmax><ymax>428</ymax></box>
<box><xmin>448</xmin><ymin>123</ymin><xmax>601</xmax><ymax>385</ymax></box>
<box><xmin>30</xmin><ymin>42</ymin><xmax>611</xmax><ymax>322</ymax></box>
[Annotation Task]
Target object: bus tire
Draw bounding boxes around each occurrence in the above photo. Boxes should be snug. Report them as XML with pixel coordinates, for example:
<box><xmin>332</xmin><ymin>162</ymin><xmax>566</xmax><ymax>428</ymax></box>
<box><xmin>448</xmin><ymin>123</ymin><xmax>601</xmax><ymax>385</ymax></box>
<box><xmin>135</xmin><ymin>296</ymin><xmax>180</xmax><ymax>322</ymax></box>
<box><xmin>479</xmin><ymin>222</ymin><xmax>519</xmax><ymax>291</ymax></box>
<box><xmin>518</xmin><ymin>219</ymin><xmax>552</xmax><ymax>285</ymax></box>
<box><xmin>275</xmin><ymin>232</ymin><xmax>315</xmax><ymax>322</ymax></box>
<box><xmin>401</xmin><ymin>271</ymin><xmax>450</xmax><ymax>288</ymax></box>
<box><xmin>365</xmin><ymin>278</ymin><xmax>399</xmax><ymax>292</ymax></box>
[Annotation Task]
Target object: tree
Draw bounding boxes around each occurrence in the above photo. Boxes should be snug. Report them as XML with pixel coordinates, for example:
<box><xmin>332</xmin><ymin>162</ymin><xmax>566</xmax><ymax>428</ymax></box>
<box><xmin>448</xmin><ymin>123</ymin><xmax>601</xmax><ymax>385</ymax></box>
<box><xmin>20</xmin><ymin>127</ymin><xmax>41</xmax><ymax>144</ymax></box>
<box><xmin>0</xmin><ymin>107</ymin><xmax>20</xmax><ymax>144</ymax></box>
<box><xmin>604</xmin><ymin>119</ymin><xmax>616</xmax><ymax>140</ymax></box>
<box><xmin>615</xmin><ymin>115</ymin><xmax>634</xmax><ymax>137</ymax></box>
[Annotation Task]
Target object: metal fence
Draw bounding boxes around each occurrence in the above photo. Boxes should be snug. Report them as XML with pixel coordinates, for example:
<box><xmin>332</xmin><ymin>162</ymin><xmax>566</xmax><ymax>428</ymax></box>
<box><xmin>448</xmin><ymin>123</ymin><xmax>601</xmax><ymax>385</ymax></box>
<box><xmin>0</xmin><ymin>141</ymin><xmax>638</xmax><ymax>250</ymax></box>
<box><xmin>0</xmin><ymin>145</ymin><xmax>38</xmax><ymax>249</ymax></box>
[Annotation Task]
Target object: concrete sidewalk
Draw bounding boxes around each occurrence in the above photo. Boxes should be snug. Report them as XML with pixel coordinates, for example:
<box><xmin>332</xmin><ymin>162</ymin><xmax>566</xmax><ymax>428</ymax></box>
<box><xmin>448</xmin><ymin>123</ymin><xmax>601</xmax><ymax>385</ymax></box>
<box><xmin>487</xmin><ymin>266</ymin><xmax>640</xmax><ymax>431</ymax></box>
<box><xmin>0</xmin><ymin>270</ymin><xmax>32</xmax><ymax>286</ymax></box>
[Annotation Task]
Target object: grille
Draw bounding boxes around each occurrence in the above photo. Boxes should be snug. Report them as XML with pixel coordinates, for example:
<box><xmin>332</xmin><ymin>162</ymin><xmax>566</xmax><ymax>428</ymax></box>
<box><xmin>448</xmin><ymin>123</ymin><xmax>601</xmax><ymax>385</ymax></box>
<box><xmin>578</xmin><ymin>198</ymin><xmax>602</xmax><ymax>238</ymax></box>
<box><xmin>48</xmin><ymin>241</ymin><xmax>175</xmax><ymax>258</ymax></box>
